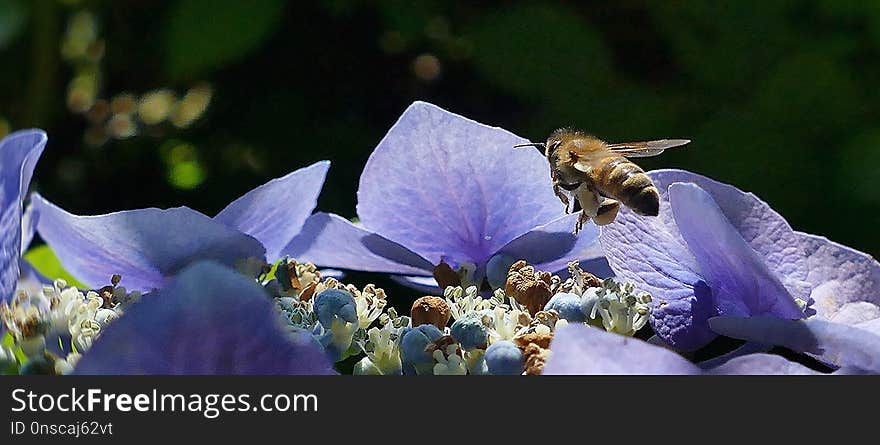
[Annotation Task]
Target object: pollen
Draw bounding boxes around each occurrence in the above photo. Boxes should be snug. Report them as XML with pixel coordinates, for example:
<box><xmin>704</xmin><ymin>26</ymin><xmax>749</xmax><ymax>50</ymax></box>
<box><xmin>505</xmin><ymin>260</ymin><xmax>553</xmax><ymax>315</ymax></box>
<box><xmin>411</xmin><ymin>296</ymin><xmax>451</xmax><ymax>329</ymax></box>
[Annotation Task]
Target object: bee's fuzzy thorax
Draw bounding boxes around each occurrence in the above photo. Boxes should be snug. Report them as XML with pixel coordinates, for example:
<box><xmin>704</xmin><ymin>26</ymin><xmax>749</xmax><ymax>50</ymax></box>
<box><xmin>547</xmin><ymin>128</ymin><xmax>606</xmax><ymax>153</ymax></box>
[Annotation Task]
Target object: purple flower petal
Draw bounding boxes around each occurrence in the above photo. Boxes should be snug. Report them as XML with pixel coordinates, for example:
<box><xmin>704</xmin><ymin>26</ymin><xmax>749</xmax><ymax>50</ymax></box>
<box><xmin>707</xmin><ymin>353</ymin><xmax>819</xmax><ymax>375</ymax></box>
<box><xmin>74</xmin><ymin>262</ymin><xmax>334</xmax><ymax>375</ymax></box>
<box><xmin>21</xmin><ymin>201</ymin><xmax>36</xmax><ymax>254</ymax></box>
<box><xmin>598</xmin><ymin>186</ymin><xmax>702</xmax><ymax>301</ymax></box>
<box><xmin>798</xmin><ymin>232</ymin><xmax>880</xmax><ymax>326</ymax></box>
<box><xmin>546</xmin><ymin>321</ymin><xmax>822</xmax><ymax>375</ymax></box>
<box><xmin>649</xmin><ymin>284</ymin><xmax>719</xmax><ymax>351</ymax></box>
<box><xmin>31</xmin><ymin>194</ymin><xmax>265</xmax><ymax>291</ymax></box>
<box><xmin>495</xmin><ymin>213</ymin><xmax>601</xmax><ymax>274</ymax></box>
<box><xmin>1</xmin><ymin>130</ymin><xmax>47</xmax><ymax>302</ymax></box>
<box><xmin>544</xmin><ymin>324</ymin><xmax>700</xmax><ymax>374</ymax></box>
<box><xmin>356</xmin><ymin>101</ymin><xmax>563</xmax><ymax>266</ymax></box>
<box><xmin>600</xmin><ymin>169</ymin><xmax>811</xmax><ymax>350</ymax></box>
<box><xmin>214</xmin><ymin>161</ymin><xmax>329</xmax><ymax>261</ymax></box>
<box><xmin>669</xmin><ymin>183</ymin><xmax>804</xmax><ymax>319</ymax></box>
<box><xmin>598</xmin><ymin>180</ymin><xmax>710</xmax><ymax>350</ymax></box>
<box><xmin>283</xmin><ymin>212</ymin><xmax>434</xmax><ymax>275</ymax></box>
<box><xmin>855</xmin><ymin>318</ymin><xmax>880</xmax><ymax>337</ymax></box>
<box><xmin>709</xmin><ymin>315</ymin><xmax>880</xmax><ymax>372</ymax></box>
<box><xmin>651</xmin><ymin>170</ymin><xmax>810</xmax><ymax>300</ymax></box>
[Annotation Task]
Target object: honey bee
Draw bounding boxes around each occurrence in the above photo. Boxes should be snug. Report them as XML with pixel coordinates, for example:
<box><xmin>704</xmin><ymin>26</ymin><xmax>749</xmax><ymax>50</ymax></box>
<box><xmin>516</xmin><ymin>128</ymin><xmax>690</xmax><ymax>233</ymax></box>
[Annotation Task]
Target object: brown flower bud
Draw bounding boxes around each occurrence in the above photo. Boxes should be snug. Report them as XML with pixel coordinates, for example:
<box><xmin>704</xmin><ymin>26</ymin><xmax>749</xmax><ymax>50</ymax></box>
<box><xmin>411</xmin><ymin>296</ymin><xmax>451</xmax><ymax>329</ymax></box>
<box><xmin>433</xmin><ymin>261</ymin><xmax>462</xmax><ymax>289</ymax></box>
<box><xmin>522</xmin><ymin>343</ymin><xmax>551</xmax><ymax>375</ymax></box>
<box><xmin>513</xmin><ymin>331</ymin><xmax>554</xmax><ymax>351</ymax></box>
<box><xmin>505</xmin><ymin>260</ymin><xmax>552</xmax><ymax>315</ymax></box>
<box><xmin>514</xmin><ymin>330</ymin><xmax>555</xmax><ymax>375</ymax></box>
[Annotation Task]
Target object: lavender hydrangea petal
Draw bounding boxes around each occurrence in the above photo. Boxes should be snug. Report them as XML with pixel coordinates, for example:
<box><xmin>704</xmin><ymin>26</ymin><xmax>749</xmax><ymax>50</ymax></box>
<box><xmin>284</xmin><ymin>212</ymin><xmax>434</xmax><ymax>275</ymax></box>
<box><xmin>598</xmin><ymin>182</ymin><xmax>710</xmax><ymax>350</ymax></box>
<box><xmin>215</xmin><ymin>161</ymin><xmax>329</xmax><ymax>261</ymax></box>
<box><xmin>544</xmin><ymin>324</ymin><xmax>699</xmax><ymax>375</ymax></box>
<box><xmin>356</xmin><ymin>101</ymin><xmax>563</xmax><ymax>266</ymax></box>
<box><xmin>855</xmin><ymin>318</ymin><xmax>880</xmax><ymax>337</ymax></box>
<box><xmin>74</xmin><ymin>262</ymin><xmax>334</xmax><ymax>375</ymax></box>
<box><xmin>707</xmin><ymin>353</ymin><xmax>819</xmax><ymax>375</ymax></box>
<box><xmin>651</xmin><ymin>169</ymin><xmax>811</xmax><ymax>302</ymax></box>
<box><xmin>649</xmin><ymin>284</ymin><xmax>718</xmax><ymax>351</ymax></box>
<box><xmin>495</xmin><ymin>213</ymin><xmax>601</xmax><ymax>274</ymax></box>
<box><xmin>21</xmin><ymin>202</ymin><xmax>37</xmax><ymax>254</ymax></box>
<box><xmin>669</xmin><ymin>183</ymin><xmax>804</xmax><ymax>319</ymax></box>
<box><xmin>798</xmin><ymin>232</ymin><xmax>880</xmax><ymax>326</ymax></box>
<box><xmin>31</xmin><ymin>194</ymin><xmax>265</xmax><ymax>291</ymax></box>
<box><xmin>598</xmin><ymin>191</ymin><xmax>702</xmax><ymax>301</ymax></box>
<box><xmin>1</xmin><ymin>130</ymin><xmax>47</xmax><ymax>302</ymax></box>
<box><xmin>709</xmin><ymin>315</ymin><xmax>880</xmax><ymax>372</ymax></box>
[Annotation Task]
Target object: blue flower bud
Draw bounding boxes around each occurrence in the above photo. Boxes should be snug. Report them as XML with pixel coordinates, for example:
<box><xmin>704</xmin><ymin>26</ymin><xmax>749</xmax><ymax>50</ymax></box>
<box><xmin>450</xmin><ymin>313</ymin><xmax>490</xmax><ymax>350</ymax></box>
<box><xmin>545</xmin><ymin>292</ymin><xmax>588</xmax><ymax>322</ymax></box>
<box><xmin>313</xmin><ymin>289</ymin><xmax>359</xmax><ymax>362</ymax></box>
<box><xmin>485</xmin><ymin>340</ymin><xmax>524</xmax><ymax>375</ymax></box>
<box><xmin>400</xmin><ymin>324</ymin><xmax>443</xmax><ymax>375</ymax></box>
<box><xmin>313</xmin><ymin>289</ymin><xmax>358</xmax><ymax>328</ymax></box>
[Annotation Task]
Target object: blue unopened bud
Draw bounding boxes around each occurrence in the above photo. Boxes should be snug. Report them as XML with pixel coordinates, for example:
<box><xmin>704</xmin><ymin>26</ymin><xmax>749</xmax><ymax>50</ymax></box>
<box><xmin>450</xmin><ymin>313</ymin><xmax>490</xmax><ymax>350</ymax></box>
<box><xmin>313</xmin><ymin>289</ymin><xmax>359</xmax><ymax>362</ymax></box>
<box><xmin>313</xmin><ymin>289</ymin><xmax>358</xmax><ymax>327</ymax></box>
<box><xmin>545</xmin><ymin>292</ymin><xmax>588</xmax><ymax>322</ymax></box>
<box><xmin>485</xmin><ymin>340</ymin><xmax>524</xmax><ymax>375</ymax></box>
<box><xmin>400</xmin><ymin>324</ymin><xmax>443</xmax><ymax>375</ymax></box>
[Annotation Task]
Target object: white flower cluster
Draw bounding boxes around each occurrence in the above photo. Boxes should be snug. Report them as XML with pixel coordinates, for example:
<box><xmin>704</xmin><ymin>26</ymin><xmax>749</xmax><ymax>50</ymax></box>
<box><xmin>1</xmin><ymin>278</ymin><xmax>137</xmax><ymax>375</ymax></box>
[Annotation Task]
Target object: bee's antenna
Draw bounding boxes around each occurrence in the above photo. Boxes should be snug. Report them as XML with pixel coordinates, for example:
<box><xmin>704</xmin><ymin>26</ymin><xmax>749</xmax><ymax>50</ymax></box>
<box><xmin>513</xmin><ymin>142</ymin><xmax>545</xmax><ymax>150</ymax></box>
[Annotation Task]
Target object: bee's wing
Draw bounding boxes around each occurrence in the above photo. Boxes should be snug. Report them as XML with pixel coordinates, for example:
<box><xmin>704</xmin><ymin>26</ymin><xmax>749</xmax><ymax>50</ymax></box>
<box><xmin>606</xmin><ymin>139</ymin><xmax>691</xmax><ymax>158</ymax></box>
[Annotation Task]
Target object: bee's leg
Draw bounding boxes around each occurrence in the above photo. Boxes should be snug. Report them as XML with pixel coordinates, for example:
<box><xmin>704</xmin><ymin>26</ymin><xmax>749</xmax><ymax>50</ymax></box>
<box><xmin>575</xmin><ymin>210</ymin><xmax>590</xmax><ymax>234</ymax></box>
<box><xmin>594</xmin><ymin>198</ymin><xmax>620</xmax><ymax>225</ymax></box>
<box><xmin>553</xmin><ymin>182</ymin><xmax>571</xmax><ymax>211</ymax></box>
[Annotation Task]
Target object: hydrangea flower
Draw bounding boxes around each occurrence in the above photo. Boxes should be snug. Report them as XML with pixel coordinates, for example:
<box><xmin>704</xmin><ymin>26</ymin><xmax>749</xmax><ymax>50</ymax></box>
<box><xmin>599</xmin><ymin>169</ymin><xmax>880</xmax><ymax>370</ymax></box>
<box><xmin>30</xmin><ymin>161</ymin><xmax>330</xmax><ymax>292</ymax></box>
<box><xmin>599</xmin><ymin>170</ymin><xmax>817</xmax><ymax>350</ymax></box>
<box><xmin>285</xmin><ymin>101</ymin><xmax>604</xmax><ymax>292</ymax></box>
<box><xmin>544</xmin><ymin>324</ymin><xmax>825</xmax><ymax>375</ymax></box>
<box><xmin>73</xmin><ymin>261</ymin><xmax>334</xmax><ymax>375</ymax></box>
<box><xmin>1</xmin><ymin>275</ymin><xmax>134</xmax><ymax>374</ymax></box>
<box><xmin>0</xmin><ymin>129</ymin><xmax>47</xmax><ymax>302</ymax></box>
<box><xmin>705</xmin><ymin>232</ymin><xmax>880</xmax><ymax>372</ymax></box>
<box><xmin>708</xmin><ymin>316</ymin><xmax>880</xmax><ymax>373</ymax></box>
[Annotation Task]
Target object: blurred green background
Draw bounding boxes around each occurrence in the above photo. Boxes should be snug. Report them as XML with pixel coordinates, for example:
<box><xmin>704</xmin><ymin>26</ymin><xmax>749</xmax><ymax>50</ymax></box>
<box><xmin>2</xmin><ymin>0</ymin><xmax>877</xmax><ymax>268</ymax></box>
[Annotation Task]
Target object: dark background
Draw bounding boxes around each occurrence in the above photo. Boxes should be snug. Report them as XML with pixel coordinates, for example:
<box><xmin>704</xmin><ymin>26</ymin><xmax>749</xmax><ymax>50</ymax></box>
<box><xmin>2</xmin><ymin>1</ymin><xmax>877</xmax><ymax>295</ymax></box>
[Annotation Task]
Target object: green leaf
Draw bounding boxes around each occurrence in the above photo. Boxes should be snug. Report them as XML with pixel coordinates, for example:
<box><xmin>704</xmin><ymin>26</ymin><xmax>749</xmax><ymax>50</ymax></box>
<box><xmin>23</xmin><ymin>245</ymin><xmax>88</xmax><ymax>289</ymax></box>
<box><xmin>164</xmin><ymin>0</ymin><xmax>287</xmax><ymax>80</ymax></box>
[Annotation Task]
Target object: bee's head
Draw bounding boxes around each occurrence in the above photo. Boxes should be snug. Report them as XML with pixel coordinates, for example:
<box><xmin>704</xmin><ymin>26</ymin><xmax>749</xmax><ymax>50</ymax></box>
<box><xmin>513</xmin><ymin>129</ymin><xmax>568</xmax><ymax>162</ymax></box>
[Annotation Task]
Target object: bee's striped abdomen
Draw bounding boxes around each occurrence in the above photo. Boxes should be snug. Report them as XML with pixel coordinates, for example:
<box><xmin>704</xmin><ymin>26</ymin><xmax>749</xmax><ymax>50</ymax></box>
<box><xmin>591</xmin><ymin>156</ymin><xmax>660</xmax><ymax>216</ymax></box>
